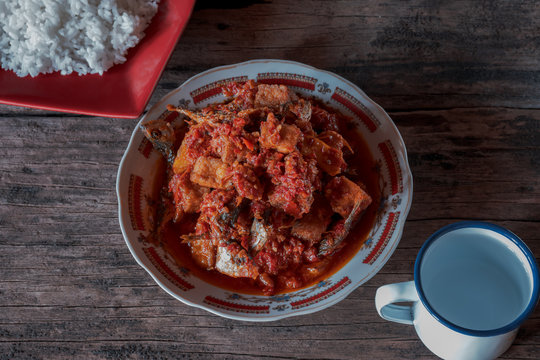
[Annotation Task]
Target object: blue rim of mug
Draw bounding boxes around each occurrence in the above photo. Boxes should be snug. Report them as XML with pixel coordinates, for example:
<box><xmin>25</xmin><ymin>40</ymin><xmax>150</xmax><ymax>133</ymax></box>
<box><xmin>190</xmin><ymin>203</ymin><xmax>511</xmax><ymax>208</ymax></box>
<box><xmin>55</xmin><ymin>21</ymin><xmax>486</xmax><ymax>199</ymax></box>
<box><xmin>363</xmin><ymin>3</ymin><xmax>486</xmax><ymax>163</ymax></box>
<box><xmin>414</xmin><ymin>221</ymin><xmax>540</xmax><ymax>337</ymax></box>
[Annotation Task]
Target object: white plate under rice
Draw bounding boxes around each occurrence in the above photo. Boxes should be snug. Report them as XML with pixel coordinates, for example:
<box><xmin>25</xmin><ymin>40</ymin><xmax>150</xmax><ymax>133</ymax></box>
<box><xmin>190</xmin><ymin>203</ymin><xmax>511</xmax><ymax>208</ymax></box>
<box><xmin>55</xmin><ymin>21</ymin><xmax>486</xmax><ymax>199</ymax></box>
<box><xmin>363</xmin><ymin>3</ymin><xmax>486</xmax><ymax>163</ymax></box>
<box><xmin>0</xmin><ymin>0</ymin><xmax>159</xmax><ymax>77</ymax></box>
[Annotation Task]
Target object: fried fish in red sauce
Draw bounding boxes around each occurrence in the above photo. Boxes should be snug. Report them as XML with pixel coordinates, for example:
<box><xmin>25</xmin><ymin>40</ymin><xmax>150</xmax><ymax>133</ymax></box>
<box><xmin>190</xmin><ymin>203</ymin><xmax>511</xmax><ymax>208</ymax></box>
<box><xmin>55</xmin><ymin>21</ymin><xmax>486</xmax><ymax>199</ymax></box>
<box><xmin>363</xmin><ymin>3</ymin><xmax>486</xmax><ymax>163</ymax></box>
<box><xmin>145</xmin><ymin>81</ymin><xmax>375</xmax><ymax>295</ymax></box>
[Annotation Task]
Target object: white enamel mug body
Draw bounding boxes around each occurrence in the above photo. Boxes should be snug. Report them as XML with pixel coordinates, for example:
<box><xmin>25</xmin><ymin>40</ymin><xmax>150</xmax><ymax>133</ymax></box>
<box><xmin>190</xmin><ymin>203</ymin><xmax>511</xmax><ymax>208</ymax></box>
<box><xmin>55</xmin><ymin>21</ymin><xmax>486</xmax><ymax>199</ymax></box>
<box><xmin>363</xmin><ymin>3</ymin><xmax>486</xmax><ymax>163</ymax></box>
<box><xmin>375</xmin><ymin>222</ymin><xmax>539</xmax><ymax>360</ymax></box>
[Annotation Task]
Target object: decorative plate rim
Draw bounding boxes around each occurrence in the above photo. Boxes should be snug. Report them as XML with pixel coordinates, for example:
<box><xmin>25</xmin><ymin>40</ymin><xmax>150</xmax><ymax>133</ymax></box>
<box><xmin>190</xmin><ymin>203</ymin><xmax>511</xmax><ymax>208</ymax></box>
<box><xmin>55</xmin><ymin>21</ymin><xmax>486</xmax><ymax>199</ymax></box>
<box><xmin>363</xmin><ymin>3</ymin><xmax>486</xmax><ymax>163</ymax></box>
<box><xmin>116</xmin><ymin>59</ymin><xmax>413</xmax><ymax>321</ymax></box>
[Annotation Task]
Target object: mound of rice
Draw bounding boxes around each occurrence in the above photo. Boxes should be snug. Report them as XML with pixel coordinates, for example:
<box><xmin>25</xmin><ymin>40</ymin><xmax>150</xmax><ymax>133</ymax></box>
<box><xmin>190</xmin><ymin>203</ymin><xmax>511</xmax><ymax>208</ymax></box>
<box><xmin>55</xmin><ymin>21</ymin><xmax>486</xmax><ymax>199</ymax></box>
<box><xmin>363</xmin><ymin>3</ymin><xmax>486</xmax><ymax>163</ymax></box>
<box><xmin>0</xmin><ymin>0</ymin><xmax>159</xmax><ymax>77</ymax></box>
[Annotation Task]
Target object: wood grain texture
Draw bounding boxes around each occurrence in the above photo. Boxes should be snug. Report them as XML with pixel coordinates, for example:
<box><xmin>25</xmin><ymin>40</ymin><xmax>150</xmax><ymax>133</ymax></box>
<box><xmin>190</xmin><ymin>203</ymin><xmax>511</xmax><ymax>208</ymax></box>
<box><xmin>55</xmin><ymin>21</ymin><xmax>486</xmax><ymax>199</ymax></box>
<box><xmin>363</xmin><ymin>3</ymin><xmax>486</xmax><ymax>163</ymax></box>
<box><xmin>0</xmin><ymin>0</ymin><xmax>539</xmax><ymax>359</ymax></box>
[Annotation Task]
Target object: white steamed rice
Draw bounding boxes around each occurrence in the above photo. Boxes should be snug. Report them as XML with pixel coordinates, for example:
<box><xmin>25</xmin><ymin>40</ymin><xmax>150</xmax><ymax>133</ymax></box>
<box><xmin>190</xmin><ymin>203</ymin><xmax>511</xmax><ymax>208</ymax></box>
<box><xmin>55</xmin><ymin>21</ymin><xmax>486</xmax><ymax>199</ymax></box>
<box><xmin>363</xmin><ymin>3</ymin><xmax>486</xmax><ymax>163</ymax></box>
<box><xmin>0</xmin><ymin>0</ymin><xmax>159</xmax><ymax>77</ymax></box>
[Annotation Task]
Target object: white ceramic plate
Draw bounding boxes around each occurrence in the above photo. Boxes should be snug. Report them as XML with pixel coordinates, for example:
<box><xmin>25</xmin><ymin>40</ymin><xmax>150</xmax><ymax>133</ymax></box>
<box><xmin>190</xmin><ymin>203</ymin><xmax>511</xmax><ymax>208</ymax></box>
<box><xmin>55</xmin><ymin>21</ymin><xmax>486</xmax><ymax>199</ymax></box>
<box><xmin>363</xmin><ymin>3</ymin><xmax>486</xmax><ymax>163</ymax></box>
<box><xmin>116</xmin><ymin>59</ymin><xmax>413</xmax><ymax>321</ymax></box>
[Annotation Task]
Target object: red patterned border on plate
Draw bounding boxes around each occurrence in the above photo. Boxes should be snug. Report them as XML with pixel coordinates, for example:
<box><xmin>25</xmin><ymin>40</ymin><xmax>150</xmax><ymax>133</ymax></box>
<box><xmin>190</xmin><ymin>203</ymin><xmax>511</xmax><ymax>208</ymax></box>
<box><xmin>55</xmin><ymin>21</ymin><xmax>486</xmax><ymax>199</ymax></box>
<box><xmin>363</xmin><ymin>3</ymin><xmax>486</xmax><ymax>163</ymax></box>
<box><xmin>204</xmin><ymin>296</ymin><xmax>270</xmax><ymax>314</ymax></box>
<box><xmin>378</xmin><ymin>140</ymin><xmax>403</xmax><ymax>195</ymax></box>
<box><xmin>331</xmin><ymin>87</ymin><xmax>379</xmax><ymax>132</ymax></box>
<box><xmin>257</xmin><ymin>72</ymin><xmax>317</xmax><ymax>91</ymax></box>
<box><xmin>138</xmin><ymin>137</ymin><xmax>153</xmax><ymax>158</ymax></box>
<box><xmin>144</xmin><ymin>247</ymin><xmax>194</xmax><ymax>291</ymax></box>
<box><xmin>363</xmin><ymin>212</ymin><xmax>400</xmax><ymax>265</ymax></box>
<box><xmin>190</xmin><ymin>76</ymin><xmax>249</xmax><ymax>104</ymax></box>
<box><xmin>128</xmin><ymin>174</ymin><xmax>145</xmax><ymax>231</ymax></box>
<box><xmin>290</xmin><ymin>277</ymin><xmax>351</xmax><ymax>310</ymax></box>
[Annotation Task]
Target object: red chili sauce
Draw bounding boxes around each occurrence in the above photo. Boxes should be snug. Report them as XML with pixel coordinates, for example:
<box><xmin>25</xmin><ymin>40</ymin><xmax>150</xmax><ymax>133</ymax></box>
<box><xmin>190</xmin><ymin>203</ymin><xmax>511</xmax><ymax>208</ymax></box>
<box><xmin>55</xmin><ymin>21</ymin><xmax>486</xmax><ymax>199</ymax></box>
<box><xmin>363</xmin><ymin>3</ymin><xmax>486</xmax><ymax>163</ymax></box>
<box><xmin>144</xmin><ymin>81</ymin><xmax>380</xmax><ymax>295</ymax></box>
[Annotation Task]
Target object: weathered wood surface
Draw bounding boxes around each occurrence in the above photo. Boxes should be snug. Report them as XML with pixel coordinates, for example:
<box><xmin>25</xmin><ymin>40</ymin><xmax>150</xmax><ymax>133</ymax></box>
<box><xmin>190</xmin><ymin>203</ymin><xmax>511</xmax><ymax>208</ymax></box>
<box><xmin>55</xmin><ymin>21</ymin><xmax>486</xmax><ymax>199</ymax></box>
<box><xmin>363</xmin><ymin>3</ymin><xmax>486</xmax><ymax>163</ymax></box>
<box><xmin>0</xmin><ymin>1</ymin><xmax>539</xmax><ymax>359</ymax></box>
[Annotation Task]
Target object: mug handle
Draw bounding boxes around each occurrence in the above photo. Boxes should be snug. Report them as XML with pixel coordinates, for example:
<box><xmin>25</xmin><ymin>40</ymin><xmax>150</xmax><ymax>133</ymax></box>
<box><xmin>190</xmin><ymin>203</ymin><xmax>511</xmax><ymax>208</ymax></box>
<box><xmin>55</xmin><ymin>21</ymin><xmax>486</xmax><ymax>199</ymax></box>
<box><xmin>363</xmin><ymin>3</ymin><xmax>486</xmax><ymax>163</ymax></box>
<box><xmin>375</xmin><ymin>281</ymin><xmax>418</xmax><ymax>325</ymax></box>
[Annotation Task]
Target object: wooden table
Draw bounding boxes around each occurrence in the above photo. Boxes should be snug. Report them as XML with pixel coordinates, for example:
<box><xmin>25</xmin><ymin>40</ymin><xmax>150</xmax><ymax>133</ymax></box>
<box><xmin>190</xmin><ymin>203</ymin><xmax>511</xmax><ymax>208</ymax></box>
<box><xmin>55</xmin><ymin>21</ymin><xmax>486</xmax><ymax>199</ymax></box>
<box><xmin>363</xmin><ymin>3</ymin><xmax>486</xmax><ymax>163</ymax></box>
<box><xmin>1</xmin><ymin>1</ymin><xmax>539</xmax><ymax>358</ymax></box>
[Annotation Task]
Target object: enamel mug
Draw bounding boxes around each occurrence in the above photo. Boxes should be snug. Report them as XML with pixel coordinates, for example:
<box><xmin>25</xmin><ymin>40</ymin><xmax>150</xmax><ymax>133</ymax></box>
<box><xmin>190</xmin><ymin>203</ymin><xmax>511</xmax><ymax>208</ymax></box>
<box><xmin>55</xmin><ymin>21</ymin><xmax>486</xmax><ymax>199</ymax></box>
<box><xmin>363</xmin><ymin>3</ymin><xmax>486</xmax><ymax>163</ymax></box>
<box><xmin>375</xmin><ymin>221</ymin><xmax>539</xmax><ymax>360</ymax></box>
